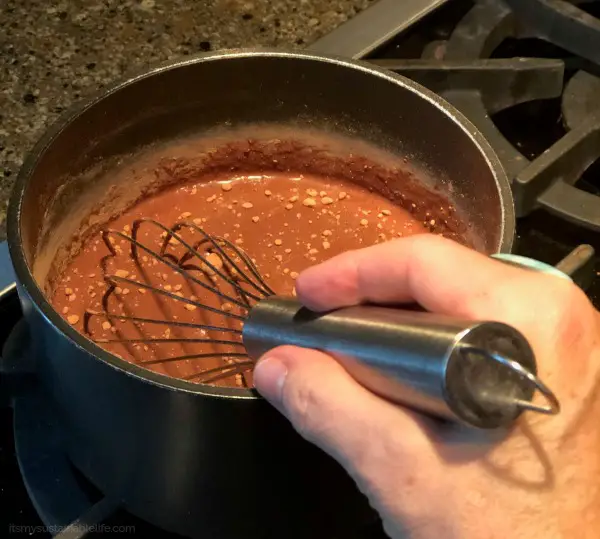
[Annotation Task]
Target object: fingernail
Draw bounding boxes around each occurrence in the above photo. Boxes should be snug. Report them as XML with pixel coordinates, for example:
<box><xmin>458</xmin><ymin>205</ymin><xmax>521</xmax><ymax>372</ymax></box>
<box><xmin>253</xmin><ymin>356</ymin><xmax>288</xmax><ymax>406</ymax></box>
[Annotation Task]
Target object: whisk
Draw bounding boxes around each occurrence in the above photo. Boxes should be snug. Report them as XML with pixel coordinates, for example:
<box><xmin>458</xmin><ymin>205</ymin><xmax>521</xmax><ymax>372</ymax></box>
<box><xmin>84</xmin><ymin>217</ymin><xmax>560</xmax><ymax>430</ymax></box>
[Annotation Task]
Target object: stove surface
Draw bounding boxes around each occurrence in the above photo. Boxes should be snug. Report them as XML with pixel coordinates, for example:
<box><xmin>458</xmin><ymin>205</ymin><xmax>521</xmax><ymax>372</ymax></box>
<box><xmin>2</xmin><ymin>0</ymin><xmax>600</xmax><ymax>536</ymax></box>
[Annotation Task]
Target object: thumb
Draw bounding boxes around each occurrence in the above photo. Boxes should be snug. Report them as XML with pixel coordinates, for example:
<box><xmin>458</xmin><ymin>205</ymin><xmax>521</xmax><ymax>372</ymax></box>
<box><xmin>253</xmin><ymin>345</ymin><xmax>436</xmax><ymax>491</ymax></box>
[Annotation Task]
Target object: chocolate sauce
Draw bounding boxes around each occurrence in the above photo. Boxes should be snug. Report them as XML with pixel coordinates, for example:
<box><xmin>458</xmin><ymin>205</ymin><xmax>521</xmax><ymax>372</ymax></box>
<box><xmin>48</xmin><ymin>135</ymin><xmax>472</xmax><ymax>389</ymax></box>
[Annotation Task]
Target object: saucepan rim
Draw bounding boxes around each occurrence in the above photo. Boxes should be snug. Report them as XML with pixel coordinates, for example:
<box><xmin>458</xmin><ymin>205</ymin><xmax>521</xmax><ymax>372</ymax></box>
<box><xmin>6</xmin><ymin>48</ymin><xmax>515</xmax><ymax>397</ymax></box>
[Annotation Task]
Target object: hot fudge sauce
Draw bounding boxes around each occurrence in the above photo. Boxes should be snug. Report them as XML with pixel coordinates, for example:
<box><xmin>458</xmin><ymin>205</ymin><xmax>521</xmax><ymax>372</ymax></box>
<box><xmin>48</xmin><ymin>136</ymin><xmax>472</xmax><ymax>389</ymax></box>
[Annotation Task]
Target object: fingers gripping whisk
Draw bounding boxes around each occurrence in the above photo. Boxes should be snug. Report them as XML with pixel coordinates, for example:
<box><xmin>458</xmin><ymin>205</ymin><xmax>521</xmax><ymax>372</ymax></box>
<box><xmin>83</xmin><ymin>218</ymin><xmax>274</xmax><ymax>386</ymax></box>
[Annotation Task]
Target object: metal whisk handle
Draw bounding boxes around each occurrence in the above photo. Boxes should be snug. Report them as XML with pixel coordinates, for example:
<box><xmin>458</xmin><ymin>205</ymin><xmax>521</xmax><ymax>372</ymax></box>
<box><xmin>242</xmin><ymin>296</ymin><xmax>560</xmax><ymax>429</ymax></box>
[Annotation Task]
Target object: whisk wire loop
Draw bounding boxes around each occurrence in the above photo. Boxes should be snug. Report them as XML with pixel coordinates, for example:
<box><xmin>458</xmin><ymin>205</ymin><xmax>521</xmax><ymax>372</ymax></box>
<box><xmin>167</xmin><ymin>220</ymin><xmax>276</xmax><ymax>297</ymax></box>
<box><xmin>463</xmin><ymin>346</ymin><xmax>560</xmax><ymax>416</ymax></box>
<box><xmin>100</xmin><ymin>225</ymin><xmax>262</xmax><ymax>308</ymax></box>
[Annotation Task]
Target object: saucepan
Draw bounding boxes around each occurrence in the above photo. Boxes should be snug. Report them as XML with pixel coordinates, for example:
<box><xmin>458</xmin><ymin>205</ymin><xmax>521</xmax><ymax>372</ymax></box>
<box><xmin>5</xmin><ymin>50</ymin><xmax>515</xmax><ymax>538</ymax></box>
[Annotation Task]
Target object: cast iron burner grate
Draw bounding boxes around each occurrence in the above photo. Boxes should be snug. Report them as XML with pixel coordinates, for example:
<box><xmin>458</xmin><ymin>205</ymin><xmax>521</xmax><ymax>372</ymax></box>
<box><xmin>2</xmin><ymin>1</ymin><xmax>600</xmax><ymax>537</ymax></box>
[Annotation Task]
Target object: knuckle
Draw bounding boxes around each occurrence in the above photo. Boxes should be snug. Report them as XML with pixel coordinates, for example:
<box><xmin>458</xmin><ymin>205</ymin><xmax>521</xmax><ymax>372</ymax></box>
<box><xmin>408</xmin><ymin>234</ymin><xmax>467</xmax><ymax>283</ymax></box>
<box><xmin>409</xmin><ymin>233</ymin><xmax>450</xmax><ymax>261</ymax></box>
<box><xmin>472</xmin><ymin>270</ymin><xmax>582</xmax><ymax>321</ymax></box>
<box><xmin>480</xmin><ymin>274</ymin><xmax>594</xmax><ymax>353</ymax></box>
<box><xmin>546</xmin><ymin>280</ymin><xmax>597</xmax><ymax>346</ymax></box>
<box><xmin>523</xmin><ymin>277</ymin><xmax>585</xmax><ymax>324</ymax></box>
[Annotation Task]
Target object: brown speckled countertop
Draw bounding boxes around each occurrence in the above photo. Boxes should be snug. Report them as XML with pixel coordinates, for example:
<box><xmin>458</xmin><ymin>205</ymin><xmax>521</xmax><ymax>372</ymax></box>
<box><xmin>0</xmin><ymin>0</ymin><xmax>375</xmax><ymax>240</ymax></box>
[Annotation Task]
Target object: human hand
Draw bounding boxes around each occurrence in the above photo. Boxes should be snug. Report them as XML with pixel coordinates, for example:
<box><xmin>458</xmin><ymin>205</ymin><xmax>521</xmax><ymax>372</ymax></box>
<box><xmin>253</xmin><ymin>234</ymin><xmax>600</xmax><ymax>539</ymax></box>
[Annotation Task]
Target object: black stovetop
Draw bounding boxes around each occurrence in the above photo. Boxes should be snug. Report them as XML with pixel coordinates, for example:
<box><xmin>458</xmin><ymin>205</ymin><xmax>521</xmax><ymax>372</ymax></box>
<box><xmin>1</xmin><ymin>0</ymin><xmax>600</xmax><ymax>537</ymax></box>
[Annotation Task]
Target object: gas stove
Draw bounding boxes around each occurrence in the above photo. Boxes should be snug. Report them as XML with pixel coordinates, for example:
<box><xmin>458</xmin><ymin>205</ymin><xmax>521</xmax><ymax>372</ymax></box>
<box><xmin>1</xmin><ymin>0</ymin><xmax>599</xmax><ymax>537</ymax></box>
